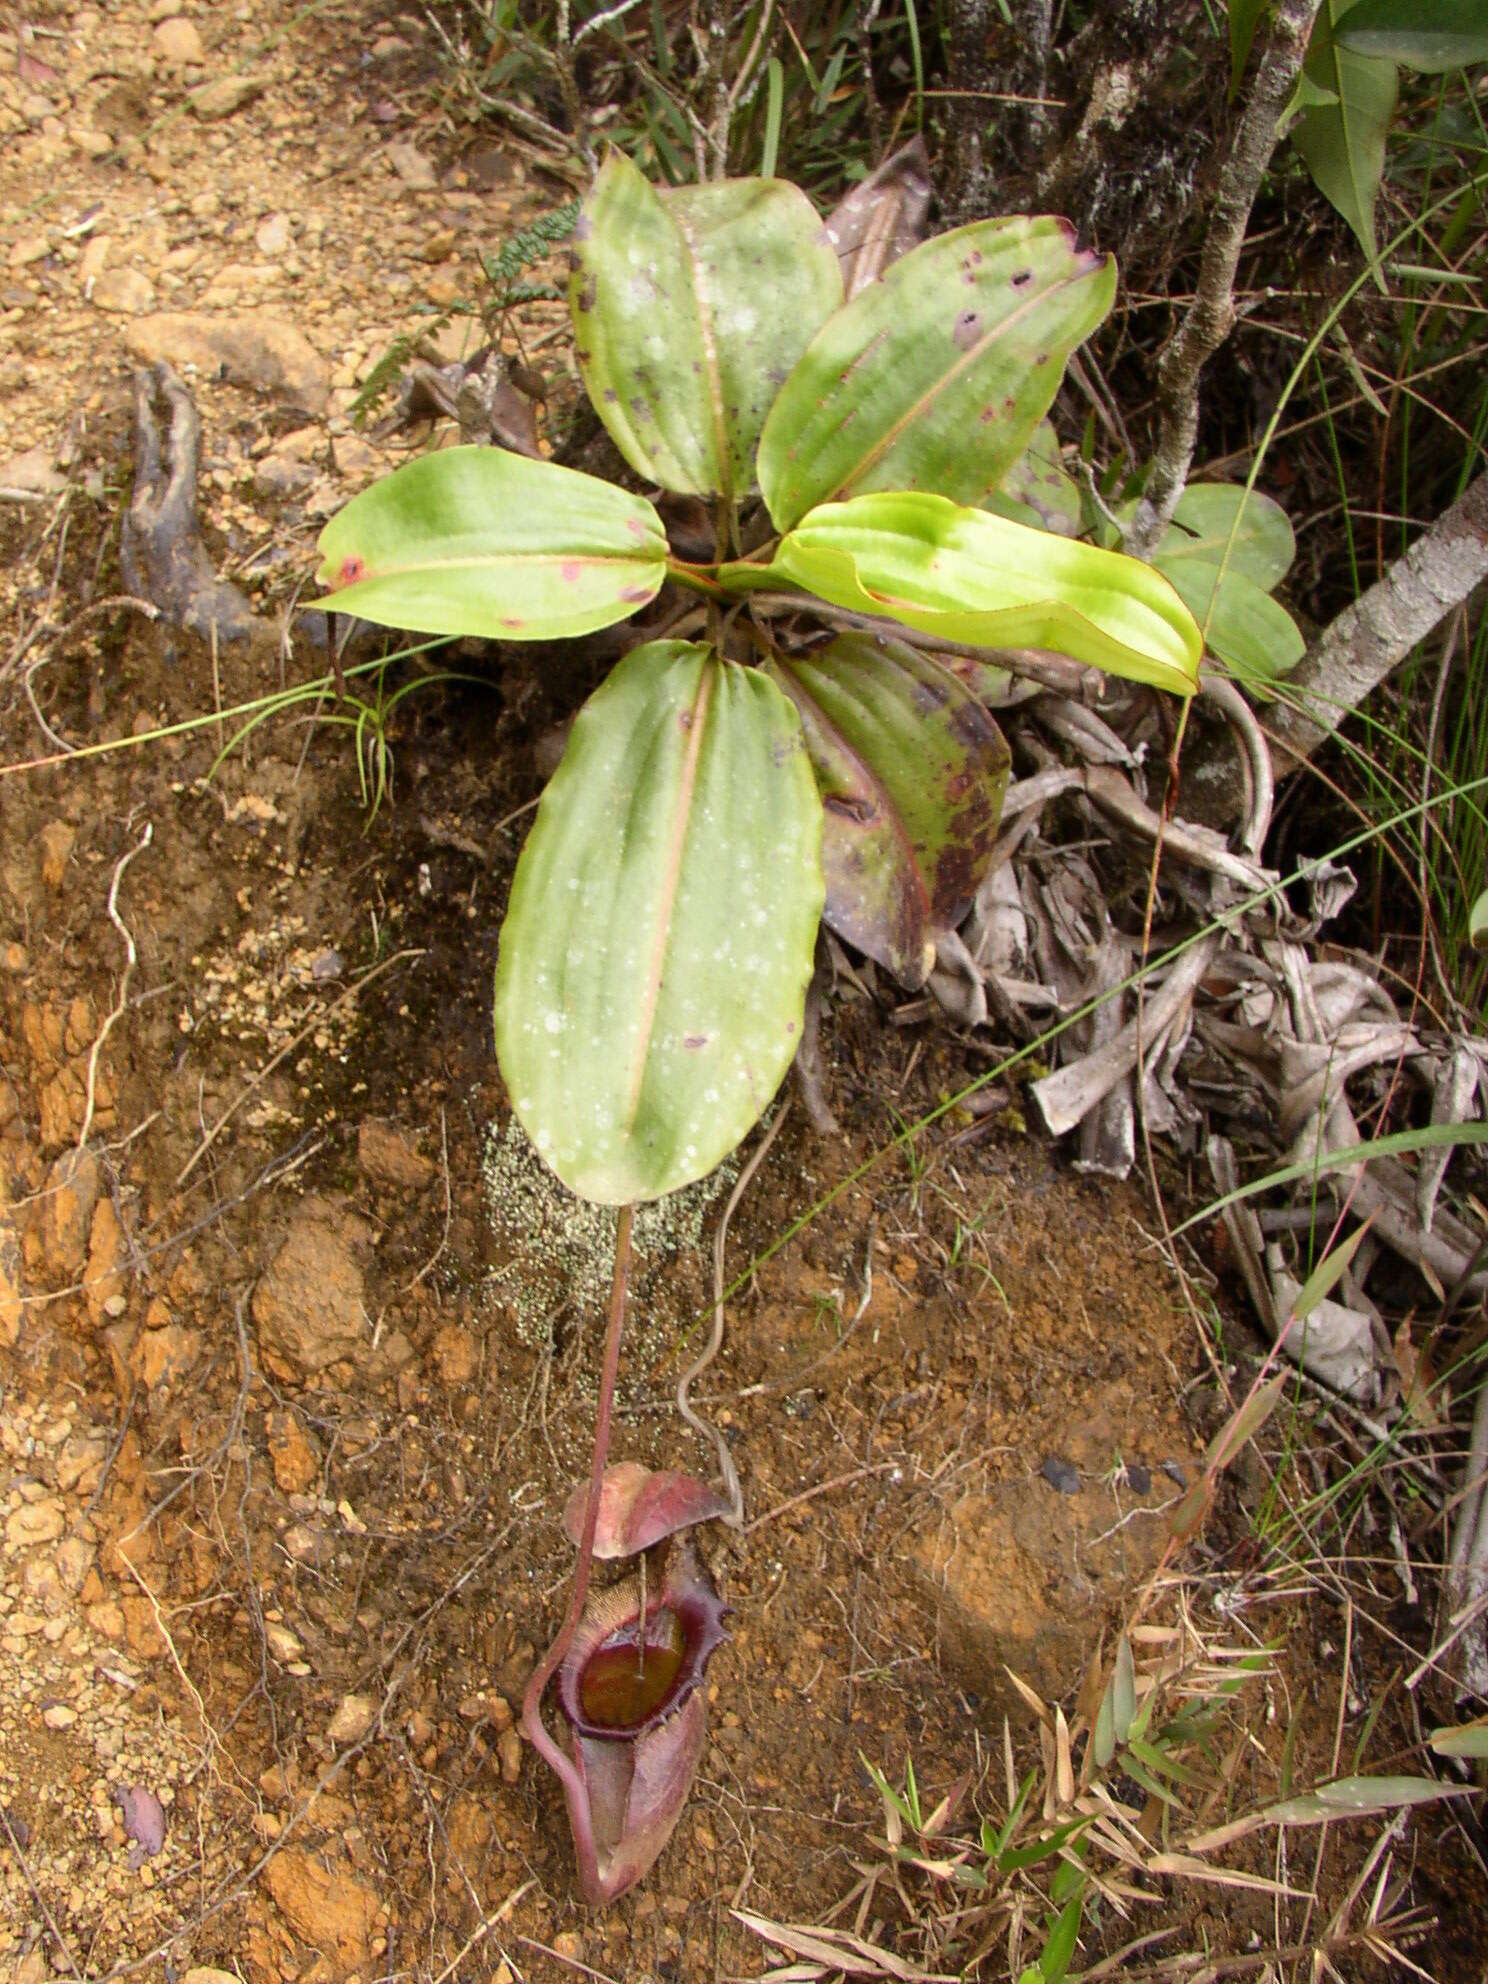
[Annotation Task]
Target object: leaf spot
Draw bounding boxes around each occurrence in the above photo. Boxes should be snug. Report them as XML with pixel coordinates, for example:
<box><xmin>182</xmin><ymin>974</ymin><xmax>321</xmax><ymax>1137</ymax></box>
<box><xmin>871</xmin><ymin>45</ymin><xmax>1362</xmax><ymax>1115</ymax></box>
<box><xmin>1010</xmin><ymin>268</ymin><xmax>1033</xmax><ymax>288</ymax></box>
<box><xmin>335</xmin><ymin>555</ymin><xmax>366</xmax><ymax>587</ymax></box>
<box><xmin>559</xmin><ymin>560</ymin><xmax>582</xmax><ymax>583</ymax></box>
<box><xmin>952</xmin><ymin>309</ymin><xmax>981</xmax><ymax>350</ymax></box>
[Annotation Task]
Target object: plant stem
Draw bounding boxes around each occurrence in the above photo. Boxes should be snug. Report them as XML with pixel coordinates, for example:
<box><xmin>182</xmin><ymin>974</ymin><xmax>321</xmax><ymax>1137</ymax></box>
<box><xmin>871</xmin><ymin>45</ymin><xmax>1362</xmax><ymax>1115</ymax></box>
<box><xmin>1123</xmin><ymin>0</ymin><xmax>1321</xmax><ymax>559</ymax></box>
<box><xmin>520</xmin><ymin>1203</ymin><xmax>635</xmax><ymax>1894</ymax></box>
<box><xmin>1269</xmin><ymin>472</ymin><xmax>1488</xmax><ymax>768</ymax></box>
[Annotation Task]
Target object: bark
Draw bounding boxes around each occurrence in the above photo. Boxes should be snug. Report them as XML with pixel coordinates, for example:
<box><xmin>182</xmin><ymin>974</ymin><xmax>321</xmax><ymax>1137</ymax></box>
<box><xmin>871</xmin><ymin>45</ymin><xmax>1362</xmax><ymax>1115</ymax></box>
<box><xmin>1269</xmin><ymin>471</ymin><xmax>1488</xmax><ymax>768</ymax></box>
<box><xmin>1124</xmin><ymin>0</ymin><xmax>1321</xmax><ymax>559</ymax></box>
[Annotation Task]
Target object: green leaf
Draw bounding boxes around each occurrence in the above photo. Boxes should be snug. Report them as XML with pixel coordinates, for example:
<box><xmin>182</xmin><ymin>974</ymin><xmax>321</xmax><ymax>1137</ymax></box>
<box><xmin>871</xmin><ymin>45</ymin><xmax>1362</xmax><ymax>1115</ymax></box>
<box><xmin>1259</xmin><ymin>1774</ymin><xmax>1459</xmax><ymax>1824</ymax></box>
<box><xmin>493</xmin><ymin>642</ymin><xmax>823</xmax><ymax>1204</ymax></box>
<box><xmin>767</xmin><ymin>635</ymin><xmax>1011</xmax><ymax>990</ymax></box>
<box><xmin>1152</xmin><ymin>554</ymin><xmax>1306</xmax><ymax>684</ymax></box>
<box><xmin>1336</xmin><ymin>0</ymin><xmax>1488</xmax><ymax>72</ymax></box>
<box><xmin>986</xmin><ymin>419</ymin><xmax>1083</xmax><ymax>537</ymax></box>
<box><xmin>1293</xmin><ymin>0</ymin><xmax>1399</xmax><ymax>276</ymax></box>
<box><xmin>757</xmin><ymin>216</ymin><xmax>1116</xmax><ymax>531</ymax></box>
<box><xmin>1112</xmin><ymin>1633</ymin><xmax>1137</xmax><ymax>1745</ymax></box>
<box><xmin>1166</xmin><ymin>484</ymin><xmax>1297</xmax><ymax>590</ymax></box>
<box><xmin>1430</xmin><ymin>1719</ymin><xmax>1488</xmax><ymax>1759</ymax></box>
<box><xmin>314</xmin><ymin>446</ymin><xmax>666</xmax><ymax>641</ymax></box>
<box><xmin>1284</xmin><ymin>1218</ymin><xmax>1374</xmax><ymax>1324</ymax></box>
<box><xmin>1230</xmin><ymin>0</ymin><xmax>1269</xmax><ymax>91</ymax></box>
<box><xmin>1168</xmin><ymin>1371</ymin><xmax>1290</xmax><ymax>1543</ymax></box>
<box><xmin>775</xmin><ymin>492</ymin><xmax>1201</xmax><ymax>697</ymax></box>
<box><xmin>1040</xmin><ymin>1891</ymin><xmax>1084</xmax><ymax>1984</ymax></box>
<box><xmin>570</xmin><ymin>151</ymin><xmax>842</xmax><ymax>501</ymax></box>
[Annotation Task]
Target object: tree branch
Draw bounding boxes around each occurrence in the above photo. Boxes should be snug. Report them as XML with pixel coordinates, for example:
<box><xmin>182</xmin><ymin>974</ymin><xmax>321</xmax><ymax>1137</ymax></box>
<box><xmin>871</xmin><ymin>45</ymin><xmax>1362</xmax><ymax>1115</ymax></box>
<box><xmin>1124</xmin><ymin>0</ymin><xmax>1320</xmax><ymax>559</ymax></box>
<box><xmin>1268</xmin><ymin>470</ymin><xmax>1488</xmax><ymax>768</ymax></box>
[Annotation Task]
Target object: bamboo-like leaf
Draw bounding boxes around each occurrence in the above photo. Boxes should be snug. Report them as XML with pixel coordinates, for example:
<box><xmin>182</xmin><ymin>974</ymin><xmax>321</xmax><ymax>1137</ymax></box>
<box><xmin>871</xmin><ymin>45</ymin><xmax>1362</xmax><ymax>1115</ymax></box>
<box><xmin>1112</xmin><ymin>1634</ymin><xmax>1136</xmax><ymax>1745</ymax></box>
<box><xmin>493</xmin><ymin>642</ymin><xmax>823</xmax><ymax>1204</ymax></box>
<box><xmin>1168</xmin><ymin>1371</ymin><xmax>1290</xmax><ymax>1543</ymax></box>
<box><xmin>757</xmin><ymin>216</ymin><xmax>1116</xmax><ymax>530</ymax></box>
<box><xmin>1293</xmin><ymin>0</ymin><xmax>1399</xmax><ymax>276</ymax></box>
<box><xmin>1284</xmin><ymin>1218</ymin><xmax>1375</xmax><ymax>1325</ymax></box>
<box><xmin>314</xmin><ymin>447</ymin><xmax>666</xmax><ymax>640</ymax></box>
<box><xmin>1430</xmin><ymin>1719</ymin><xmax>1488</xmax><ymax>1759</ymax></box>
<box><xmin>776</xmin><ymin>492</ymin><xmax>1201</xmax><ymax>696</ymax></box>
<box><xmin>1337</xmin><ymin>0</ymin><xmax>1488</xmax><ymax>71</ymax></box>
<box><xmin>570</xmin><ymin>151</ymin><xmax>842</xmax><ymax>500</ymax></box>
<box><xmin>768</xmin><ymin>635</ymin><xmax>1010</xmax><ymax>989</ymax></box>
<box><xmin>1187</xmin><ymin>1774</ymin><xmax>1462</xmax><ymax>1854</ymax></box>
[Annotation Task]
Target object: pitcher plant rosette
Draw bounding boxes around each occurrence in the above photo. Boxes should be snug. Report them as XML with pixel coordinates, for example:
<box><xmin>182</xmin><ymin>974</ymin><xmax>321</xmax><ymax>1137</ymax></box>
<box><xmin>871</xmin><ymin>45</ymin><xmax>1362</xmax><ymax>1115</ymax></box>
<box><xmin>314</xmin><ymin>146</ymin><xmax>1204</xmax><ymax>1902</ymax></box>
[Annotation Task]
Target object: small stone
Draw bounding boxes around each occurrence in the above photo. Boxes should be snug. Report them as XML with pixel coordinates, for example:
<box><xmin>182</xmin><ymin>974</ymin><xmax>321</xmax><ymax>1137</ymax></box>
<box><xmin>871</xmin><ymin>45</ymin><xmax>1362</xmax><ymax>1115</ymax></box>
<box><xmin>261</xmin><ymin>1851</ymin><xmax>379</xmax><ymax>1969</ymax></box>
<box><xmin>251</xmin><ymin>1198</ymin><xmax>373</xmax><ymax>1375</ymax></box>
<box><xmin>134</xmin><ymin>1322</ymin><xmax>199</xmax><ymax>1390</ymax></box>
<box><xmin>550</xmin><ymin>1932</ymin><xmax>583</xmax><ymax>1962</ymax></box>
<box><xmin>265</xmin><ymin>1621</ymin><xmax>304</xmax><ymax>1662</ymax></box>
<box><xmin>190</xmin><ymin>74</ymin><xmax>267</xmax><ymax>119</ymax></box>
<box><xmin>73</xmin><ymin>126</ymin><xmax>114</xmax><ymax>157</ymax></box>
<box><xmin>87</xmin><ymin>1599</ymin><xmax>126</xmax><ymax>1640</ymax></box>
<box><xmin>85</xmin><ymin>1196</ymin><xmax>127</xmax><ymax>1323</ymax></box>
<box><xmin>125</xmin><ymin>310</ymin><xmax>330</xmax><ymax>412</ymax></box>
<box><xmin>36</xmin><ymin>1147</ymin><xmax>100</xmax><ymax>1279</ymax></box>
<box><xmin>423</xmin><ymin>270</ymin><xmax>461</xmax><ymax>309</ymax></box>
<box><xmin>1041</xmin><ymin>1456</ymin><xmax>1081</xmax><ymax>1495</ymax></box>
<box><xmin>432</xmin><ymin>1324</ymin><xmax>478</xmax><ymax>1387</ymax></box>
<box><xmin>387</xmin><ymin>140</ymin><xmax>436</xmax><ymax>190</ymax></box>
<box><xmin>1123</xmin><ymin>1462</ymin><xmax>1152</xmax><ymax>1495</ymax></box>
<box><xmin>281</xmin><ymin>1524</ymin><xmax>318</xmax><ymax>1562</ymax></box>
<box><xmin>255</xmin><ymin>212</ymin><xmax>290</xmax><ymax>257</ymax></box>
<box><xmin>8</xmin><ymin>236</ymin><xmax>49</xmax><ymax>269</ymax></box>
<box><xmin>268</xmin><ymin>1410</ymin><xmax>319</xmax><ymax>1494</ymax></box>
<box><xmin>42</xmin><ymin>1702</ymin><xmax>78</xmax><ymax>1729</ymax></box>
<box><xmin>496</xmin><ymin>1726</ymin><xmax>522</xmax><ymax>1784</ymax></box>
<box><xmin>1</xmin><ymin>447</ymin><xmax>66</xmax><ymax>497</ymax></box>
<box><xmin>55</xmin><ymin>1537</ymin><xmax>94</xmax><ymax>1593</ymax></box>
<box><xmin>357</xmin><ymin>1118</ymin><xmax>433</xmax><ymax>1191</ymax></box>
<box><xmin>152</xmin><ymin>17</ymin><xmax>204</xmax><ymax>63</ymax></box>
<box><xmin>39</xmin><ymin>819</ymin><xmax>76</xmax><ymax>888</ymax></box>
<box><xmin>91</xmin><ymin>267</ymin><xmax>157</xmax><ymax>315</ymax></box>
<box><xmin>326</xmin><ymin>1692</ymin><xmax>377</xmax><ymax>1745</ymax></box>
<box><xmin>6</xmin><ymin>1497</ymin><xmax>67</xmax><ymax>1548</ymax></box>
<box><xmin>421</xmin><ymin>228</ymin><xmax>456</xmax><ymax>263</ymax></box>
<box><xmin>79</xmin><ymin>233</ymin><xmax>112</xmax><ymax>282</ymax></box>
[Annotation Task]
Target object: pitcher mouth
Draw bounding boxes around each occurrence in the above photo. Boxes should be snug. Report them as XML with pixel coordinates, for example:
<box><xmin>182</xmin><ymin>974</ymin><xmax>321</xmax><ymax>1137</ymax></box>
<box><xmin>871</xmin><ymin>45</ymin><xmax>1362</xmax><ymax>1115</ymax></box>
<box><xmin>556</xmin><ymin>1537</ymin><xmax>728</xmax><ymax>1741</ymax></box>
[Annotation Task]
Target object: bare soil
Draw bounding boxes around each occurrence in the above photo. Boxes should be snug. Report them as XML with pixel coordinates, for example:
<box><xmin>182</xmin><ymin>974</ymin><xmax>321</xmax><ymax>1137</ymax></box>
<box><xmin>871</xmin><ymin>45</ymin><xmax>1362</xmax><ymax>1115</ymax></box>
<box><xmin>2</xmin><ymin>6</ymin><xmax>1483</xmax><ymax>1982</ymax></box>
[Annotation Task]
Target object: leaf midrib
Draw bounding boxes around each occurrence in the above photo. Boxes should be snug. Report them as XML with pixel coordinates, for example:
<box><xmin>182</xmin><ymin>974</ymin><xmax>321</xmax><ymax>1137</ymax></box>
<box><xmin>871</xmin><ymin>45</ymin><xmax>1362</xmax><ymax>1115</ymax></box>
<box><xmin>793</xmin><ymin>266</ymin><xmax>1095</xmax><ymax>513</ymax></box>
<box><xmin>622</xmin><ymin>656</ymin><xmax>715</xmax><ymax>1130</ymax></box>
<box><xmin>341</xmin><ymin>551</ymin><xmax>663</xmax><ymax>579</ymax></box>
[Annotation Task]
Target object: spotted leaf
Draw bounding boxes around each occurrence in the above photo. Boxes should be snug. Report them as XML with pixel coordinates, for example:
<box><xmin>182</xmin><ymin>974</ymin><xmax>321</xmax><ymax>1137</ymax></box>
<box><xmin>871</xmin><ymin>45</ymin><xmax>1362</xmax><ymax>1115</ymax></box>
<box><xmin>757</xmin><ymin>215</ymin><xmax>1115</xmax><ymax>531</ymax></box>
<box><xmin>768</xmin><ymin>635</ymin><xmax>1010</xmax><ymax>989</ymax></box>
<box><xmin>570</xmin><ymin>152</ymin><xmax>842</xmax><ymax>501</ymax></box>
<box><xmin>494</xmin><ymin>642</ymin><xmax>823</xmax><ymax>1204</ymax></box>
<box><xmin>314</xmin><ymin>446</ymin><xmax>667</xmax><ymax>641</ymax></box>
